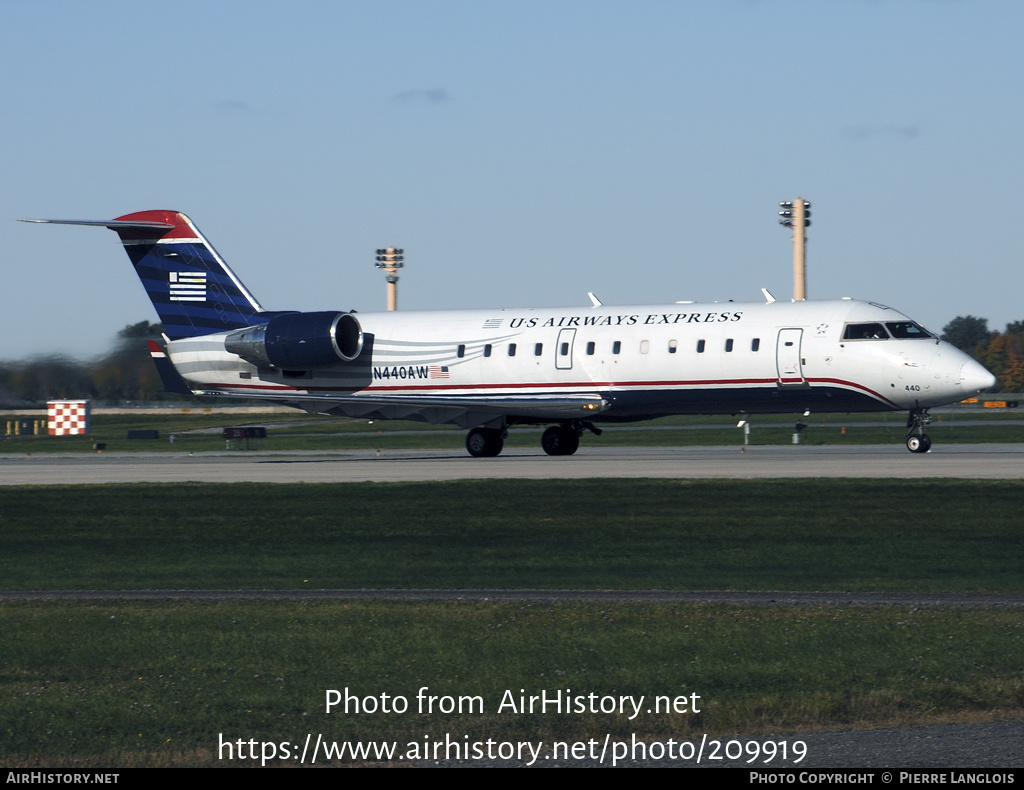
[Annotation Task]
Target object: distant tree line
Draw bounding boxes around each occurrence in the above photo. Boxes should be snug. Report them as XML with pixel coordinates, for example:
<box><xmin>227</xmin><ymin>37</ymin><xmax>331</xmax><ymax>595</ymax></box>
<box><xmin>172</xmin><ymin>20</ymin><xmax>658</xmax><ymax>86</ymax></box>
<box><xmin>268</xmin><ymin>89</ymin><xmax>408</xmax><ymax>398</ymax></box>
<box><xmin>941</xmin><ymin>316</ymin><xmax>1024</xmax><ymax>393</ymax></box>
<box><xmin>0</xmin><ymin>321</ymin><xmax>170</xmax><ymax>406</ymax></box>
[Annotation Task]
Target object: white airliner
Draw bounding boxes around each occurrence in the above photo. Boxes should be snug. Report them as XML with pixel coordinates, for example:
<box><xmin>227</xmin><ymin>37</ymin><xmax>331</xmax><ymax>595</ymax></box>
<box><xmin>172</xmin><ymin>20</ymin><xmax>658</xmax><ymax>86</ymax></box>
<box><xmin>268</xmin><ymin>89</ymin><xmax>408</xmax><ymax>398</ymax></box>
<box><xmin>22</xmin><ymin>210</ymin><xmax>996</xmax><ymax>456</ymax></box>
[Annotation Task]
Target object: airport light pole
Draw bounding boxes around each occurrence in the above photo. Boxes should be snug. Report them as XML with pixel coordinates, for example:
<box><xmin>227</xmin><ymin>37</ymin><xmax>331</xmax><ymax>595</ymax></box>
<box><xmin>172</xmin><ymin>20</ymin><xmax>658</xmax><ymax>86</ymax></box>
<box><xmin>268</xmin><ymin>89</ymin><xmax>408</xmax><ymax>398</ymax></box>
<box><xmin>375</xmin><ymin>246</ymin><xmax>404</xmax><ymax>311</ymax></box>
<box><xmin>778</xmin><ymin>198</ymin><xmax>811</xmax><ymax>300</ymax></box>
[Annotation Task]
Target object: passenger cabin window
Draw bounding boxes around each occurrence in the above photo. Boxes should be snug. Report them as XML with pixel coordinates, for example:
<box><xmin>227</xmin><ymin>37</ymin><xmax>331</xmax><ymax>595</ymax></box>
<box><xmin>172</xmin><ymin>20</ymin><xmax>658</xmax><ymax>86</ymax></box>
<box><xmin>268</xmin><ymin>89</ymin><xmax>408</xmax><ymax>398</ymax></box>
<box><xmin>751</xmin><ymin>338</ymin><xmax>760</xmax><ymax>352</ymax></box>
<box><xmin>697</xmin><ymin>339</ymin><xmax>706</xmax><ymax>353</ymax></box>
<box><xmin>560</xmin><ymin>342</ymin><xmax>570</xmax><ymax>357</ymax></box>
<box><xmin>725</xmin><ymin>339</ymin><xmax>734</xmax><ymax>352</ymax></box>
<box><xmin>483</xmin><ymin>344</ymin><xmax>492</xmax><ymax>357</ymax></box>
<box><xmin>640</xmin><ymin>340</ymin><xmax>650</xmax><ymax>354</ymax></box>
<box><xmin>534</xmin><ymin>343</ymin><xmax>543</xmax><ymax>356</ymax></box>
<box><xmin>612</xmin><ymin>341</ymin><xmax>621</xmax><ymax>355</ymax></box>
<box><xmin>586</xmin><ymin>341</ymin><xmax>595</xmax><ymax>355</ymax></box>
<box><xmin>843</xmin><ymin>323</ymin><xmax>889</xmax><ymax>340</ymax></box>
<box><xmin>886</xmin><ymin>321</ymin><xmax>933</xmax><ymax>339</ymax></box>
<box><xmin>508</xmin><ymin>343</ymin><xmax>517</xmax><ymax>357</ymax></box>
<box><xmin>457</xmin><ymin>344</ymin><xmax>466</xmax><ymax>357</ymax></box>
<box><xmin>668</xmin><ymin>340</ymin><xmax>678</xmax><ymax>354</ymax></box>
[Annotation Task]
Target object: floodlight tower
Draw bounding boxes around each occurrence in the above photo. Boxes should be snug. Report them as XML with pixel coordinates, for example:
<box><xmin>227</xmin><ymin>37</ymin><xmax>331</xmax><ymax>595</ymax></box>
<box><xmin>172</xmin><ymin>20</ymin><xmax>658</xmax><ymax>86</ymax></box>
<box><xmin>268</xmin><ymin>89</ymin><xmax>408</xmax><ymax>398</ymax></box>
<box><xmin>778</xmin><ymin>198</ymin><xmax>811</xmax><ymax>300</ymax></box>
<box><xmin>374</xmin><ymin>246</ymin><xmax>404</xmax><ymax>311</ymax></box>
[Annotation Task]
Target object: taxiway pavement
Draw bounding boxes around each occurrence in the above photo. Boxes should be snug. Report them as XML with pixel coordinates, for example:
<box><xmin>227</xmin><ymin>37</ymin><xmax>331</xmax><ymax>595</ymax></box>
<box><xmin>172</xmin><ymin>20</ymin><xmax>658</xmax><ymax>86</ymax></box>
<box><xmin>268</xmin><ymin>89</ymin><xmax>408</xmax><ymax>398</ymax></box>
<box><xmin>2</xmin><ymin>443</ymin><xmax>1021</xmax><ymax>485</ymax></box>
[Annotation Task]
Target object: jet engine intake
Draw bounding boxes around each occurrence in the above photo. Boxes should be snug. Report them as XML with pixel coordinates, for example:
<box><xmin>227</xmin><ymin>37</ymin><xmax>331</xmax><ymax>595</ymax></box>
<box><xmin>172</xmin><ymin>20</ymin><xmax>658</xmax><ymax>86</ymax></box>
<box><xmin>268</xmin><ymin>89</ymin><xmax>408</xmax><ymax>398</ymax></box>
<box><xmin>225</xmin><ymin>311</ymin><xmax>364</xmax><ymax>368</ymax></box>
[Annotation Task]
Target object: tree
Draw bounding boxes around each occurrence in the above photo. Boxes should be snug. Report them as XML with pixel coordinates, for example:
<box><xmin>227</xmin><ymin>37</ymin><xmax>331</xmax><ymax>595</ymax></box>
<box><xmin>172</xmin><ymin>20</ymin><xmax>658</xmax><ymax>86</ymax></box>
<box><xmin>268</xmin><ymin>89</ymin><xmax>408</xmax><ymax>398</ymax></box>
<box><xmin>974</xmin><ymin>327</ymin><xmax>1024</xmax><ymax>392</ymax></box>
<box><xmin>116</xmin><ymin>320</ymin><xmax>163</xmax><ymax>343</ymax></box>
<box><xmin>940</xmin><ymin>316</ymin><xmax>992</xmax><ymax>355</ymax></box>
<box><xmin>4</xmin><ymin>355</ymin><xmax>95</xmax><ymax>403</ymax></box>
<box><xmin>93</xmin><ymin>321</ymin><xmax>166</xmax><ymax>401</ymax></box>
<box><xmin>1000</xmin><ymin>352</ymin><xmax>1024</xmax><ymax>392</ymax></box>
<box><xmin>0</xmin><ymin>320</ymin><xmax>170</xmax><ymax>403</ymax></box>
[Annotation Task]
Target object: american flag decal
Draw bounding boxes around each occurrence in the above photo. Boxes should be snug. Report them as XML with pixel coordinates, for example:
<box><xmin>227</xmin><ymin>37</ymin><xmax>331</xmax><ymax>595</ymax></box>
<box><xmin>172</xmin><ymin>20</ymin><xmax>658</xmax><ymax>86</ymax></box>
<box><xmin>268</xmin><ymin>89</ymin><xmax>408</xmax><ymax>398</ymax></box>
<box><xmin>169</xmin><ymin>271</ymin><xmax>207</xmax><ymax>302</ymax></box>
<box><xmin>429</xmin><ymin>365</ymin><xmax>450</xmax><ymax>379</ymax></box>
<box><xmin>483</xmin><ymin>318</ymin><xmax>503</xmax><ymax>329</ymax></box>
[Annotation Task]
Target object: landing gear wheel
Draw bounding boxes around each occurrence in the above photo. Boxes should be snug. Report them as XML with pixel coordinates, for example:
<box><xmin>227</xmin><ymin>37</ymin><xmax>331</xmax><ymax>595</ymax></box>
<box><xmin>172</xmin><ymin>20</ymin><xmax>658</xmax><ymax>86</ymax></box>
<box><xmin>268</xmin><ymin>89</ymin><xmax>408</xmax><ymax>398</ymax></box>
<box><xmin>541</xmin><ymin>425</ymin><xmax>580</xmax><ymax>456</ymax></box>
<box><xmin>905</xmin><ymin>407</ymin><xmax>933</xmax><ymax>454</ymax></box>
<box><xmin>906</xmin><ymin>434</ymin><xmax>931</xmax><ymax>454</ymax></box>
<box><xmin>466</xmin><ymin>428</ymin><xmax>504</xmax><ymax>457</ymax></box>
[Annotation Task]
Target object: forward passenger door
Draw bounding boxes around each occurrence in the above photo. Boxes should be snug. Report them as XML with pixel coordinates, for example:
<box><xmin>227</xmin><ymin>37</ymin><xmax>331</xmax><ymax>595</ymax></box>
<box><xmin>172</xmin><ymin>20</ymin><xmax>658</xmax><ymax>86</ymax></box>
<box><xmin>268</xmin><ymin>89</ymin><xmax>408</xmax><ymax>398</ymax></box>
<box><xmin>776</xmin><ymin>328</ymin><xmax>806</xmax><ymax>386</ymax></box>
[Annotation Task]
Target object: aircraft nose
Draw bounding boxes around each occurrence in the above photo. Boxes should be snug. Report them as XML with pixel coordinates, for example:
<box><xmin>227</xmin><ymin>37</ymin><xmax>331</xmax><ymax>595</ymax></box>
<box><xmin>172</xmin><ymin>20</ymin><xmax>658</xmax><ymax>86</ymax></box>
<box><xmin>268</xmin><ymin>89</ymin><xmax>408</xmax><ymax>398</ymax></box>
<box><xmin>959</xmin><ymin>358</ymin><xmax>997</xmax><ymax>395</ymax></box>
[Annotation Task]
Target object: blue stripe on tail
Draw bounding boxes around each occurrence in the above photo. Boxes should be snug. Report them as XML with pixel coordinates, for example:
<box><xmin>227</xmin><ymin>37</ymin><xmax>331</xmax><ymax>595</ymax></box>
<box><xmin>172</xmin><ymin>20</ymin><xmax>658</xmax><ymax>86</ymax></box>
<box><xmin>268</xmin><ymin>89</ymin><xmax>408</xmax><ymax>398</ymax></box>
<box><xmin>111</xmin><ymin>211</ymin><xmax>268</xmax><ymax>340</ymax></box>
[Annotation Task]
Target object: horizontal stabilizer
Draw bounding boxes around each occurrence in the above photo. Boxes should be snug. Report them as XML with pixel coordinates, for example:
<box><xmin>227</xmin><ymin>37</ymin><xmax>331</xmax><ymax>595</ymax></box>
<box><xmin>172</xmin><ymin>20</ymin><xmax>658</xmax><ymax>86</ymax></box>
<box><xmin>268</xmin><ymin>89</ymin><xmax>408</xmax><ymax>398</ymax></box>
<box><xmin>20</xmin><ymin>218</ymin><xmax>176</xmax><ymax>230</ymax></box>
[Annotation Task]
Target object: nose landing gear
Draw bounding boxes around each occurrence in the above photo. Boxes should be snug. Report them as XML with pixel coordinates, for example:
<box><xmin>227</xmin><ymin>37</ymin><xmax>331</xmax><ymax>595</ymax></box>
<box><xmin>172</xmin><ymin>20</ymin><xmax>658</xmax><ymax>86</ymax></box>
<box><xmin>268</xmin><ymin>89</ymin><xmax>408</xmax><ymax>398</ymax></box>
<box><xmin>905</xmin><ymin>408</ymin><xmax>932</xmax><ymax>453</ymax></box>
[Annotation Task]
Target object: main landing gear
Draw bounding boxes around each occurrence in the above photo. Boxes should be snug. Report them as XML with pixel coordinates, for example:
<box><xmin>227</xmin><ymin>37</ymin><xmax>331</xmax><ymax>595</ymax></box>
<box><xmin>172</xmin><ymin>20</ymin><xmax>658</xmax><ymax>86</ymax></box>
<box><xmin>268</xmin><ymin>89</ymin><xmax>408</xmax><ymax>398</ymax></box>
<box><xmin>905</xmin><ymin>407</ymin><xmax>932</xmax><ymax>454</ymax></box>
<box><xmin>464</xmin><ymin>421</ymin><xmax>602</xmax><ymax>457</ymax></box>
<box><xmin>465</xmin><ymin>427</ymin><xmax>506</xmax><ymax>458</ymax></box>
<box><xmin>541</xmin><ymin>421</ymin><xmax>602</xmax><ymax>456</ymax></box>
<box><xmin>541</xmin><ymin>425</ymin><xmax>580</xmax><ymax>456</ymax></box>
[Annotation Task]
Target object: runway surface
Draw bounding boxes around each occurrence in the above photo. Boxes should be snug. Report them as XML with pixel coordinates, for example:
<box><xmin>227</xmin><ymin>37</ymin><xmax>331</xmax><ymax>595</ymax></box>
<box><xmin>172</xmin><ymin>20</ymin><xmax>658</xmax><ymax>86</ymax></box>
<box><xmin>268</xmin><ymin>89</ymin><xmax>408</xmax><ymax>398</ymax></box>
<box><xmin>2</xmin><ymin>443</ymin><xmax>1022</xmax><ymax>485</ymax></box>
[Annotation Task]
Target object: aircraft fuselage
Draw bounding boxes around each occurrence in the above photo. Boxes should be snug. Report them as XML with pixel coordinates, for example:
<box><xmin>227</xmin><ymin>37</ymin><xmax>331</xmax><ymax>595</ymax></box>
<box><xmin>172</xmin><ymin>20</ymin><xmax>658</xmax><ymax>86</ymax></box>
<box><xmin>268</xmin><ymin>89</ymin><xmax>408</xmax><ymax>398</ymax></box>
<box><xmin>167</xmin><ymin>297</ymin><xmax>989</xmax><ymax>427</ymax></box>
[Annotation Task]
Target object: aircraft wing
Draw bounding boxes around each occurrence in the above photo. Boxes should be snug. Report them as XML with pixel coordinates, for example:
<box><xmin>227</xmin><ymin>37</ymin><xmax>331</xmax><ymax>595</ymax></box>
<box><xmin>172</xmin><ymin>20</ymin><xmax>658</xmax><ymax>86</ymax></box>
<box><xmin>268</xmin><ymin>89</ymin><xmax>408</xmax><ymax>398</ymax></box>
<box><xmin>195</xmin><ymin>387</ymin><xmax>609</xmax><ymax>426</ymax></box>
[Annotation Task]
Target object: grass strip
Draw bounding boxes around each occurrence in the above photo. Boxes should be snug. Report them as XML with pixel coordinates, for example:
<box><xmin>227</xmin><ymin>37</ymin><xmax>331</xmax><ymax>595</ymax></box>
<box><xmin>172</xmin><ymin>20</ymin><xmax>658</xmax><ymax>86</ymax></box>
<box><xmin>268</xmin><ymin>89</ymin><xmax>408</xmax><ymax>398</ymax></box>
<box><xmin>2</xmin><ymin>600</ymin><xmax>1022</xmax><ymax>766</ymax></box>
<box><xmin>1</xmin><ymin>480</ymin><xmax>1022</xmax><ymax>592</ymax></box>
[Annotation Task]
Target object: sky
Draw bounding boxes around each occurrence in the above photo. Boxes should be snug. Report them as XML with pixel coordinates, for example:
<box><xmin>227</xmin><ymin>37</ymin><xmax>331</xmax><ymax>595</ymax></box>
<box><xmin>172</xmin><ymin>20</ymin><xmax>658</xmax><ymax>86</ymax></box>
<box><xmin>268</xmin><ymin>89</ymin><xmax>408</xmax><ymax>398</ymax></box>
<box><xmin>2</xmin><ymin>0</ymin><xmax>1021</xmax><ymax>360</ymax></box>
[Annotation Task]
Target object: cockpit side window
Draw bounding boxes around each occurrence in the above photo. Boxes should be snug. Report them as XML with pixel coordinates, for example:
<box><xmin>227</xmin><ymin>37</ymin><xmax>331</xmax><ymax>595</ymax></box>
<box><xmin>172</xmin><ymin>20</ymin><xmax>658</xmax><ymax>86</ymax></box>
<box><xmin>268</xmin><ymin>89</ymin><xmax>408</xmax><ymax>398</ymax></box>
<box><xmin>843</xmin><ymin>322</ymin><xmax>889</xmax><ymax>340</ymax></box>
<box><xmin>886</xmin><ymin>321</ymin><xmax>934</xmax><ymax>339</ymax></box>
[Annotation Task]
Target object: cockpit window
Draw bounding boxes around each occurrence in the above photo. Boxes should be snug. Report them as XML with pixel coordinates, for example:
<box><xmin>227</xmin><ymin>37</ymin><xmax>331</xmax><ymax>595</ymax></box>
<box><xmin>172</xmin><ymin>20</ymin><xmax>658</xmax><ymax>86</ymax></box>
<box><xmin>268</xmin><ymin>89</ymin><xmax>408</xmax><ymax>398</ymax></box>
<box><xmin>843</xmin><ymin>322</ymin><xmax>889</xmax><ymax>340</ymax></box>
<box><xmin>885</xmin><ymin>321</ymin><xmax>934</xmax><ymax>339</ymax></box>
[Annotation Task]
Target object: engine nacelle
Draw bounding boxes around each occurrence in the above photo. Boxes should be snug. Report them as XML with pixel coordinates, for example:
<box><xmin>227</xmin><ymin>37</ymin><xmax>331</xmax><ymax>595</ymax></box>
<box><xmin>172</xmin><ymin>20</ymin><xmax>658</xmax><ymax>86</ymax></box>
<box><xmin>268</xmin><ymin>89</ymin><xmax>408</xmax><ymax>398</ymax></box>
<box><xmin>225</xmin><ymin>311</ymin><xmax>364</xmax><ymax>368</ymax></box>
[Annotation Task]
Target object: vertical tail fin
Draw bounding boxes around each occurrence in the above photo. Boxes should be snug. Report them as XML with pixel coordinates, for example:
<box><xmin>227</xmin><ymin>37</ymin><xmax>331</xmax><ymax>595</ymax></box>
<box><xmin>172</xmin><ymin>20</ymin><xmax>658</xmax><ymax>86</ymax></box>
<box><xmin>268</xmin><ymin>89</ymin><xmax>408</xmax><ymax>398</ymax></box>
<box><xmin>111</xmin><ymin>210</ymin><xmax>266</xmax><ymax>340</ymax></box>
<box><xmin>22</xmin><ymin>210</ymin><xmax>267</xmax><ymax>340</ymax></box>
